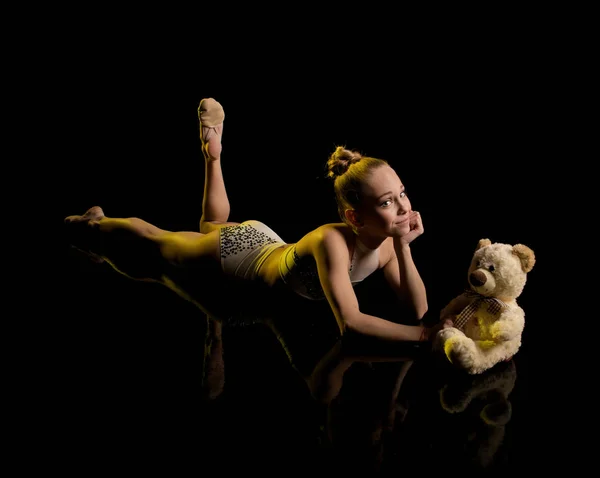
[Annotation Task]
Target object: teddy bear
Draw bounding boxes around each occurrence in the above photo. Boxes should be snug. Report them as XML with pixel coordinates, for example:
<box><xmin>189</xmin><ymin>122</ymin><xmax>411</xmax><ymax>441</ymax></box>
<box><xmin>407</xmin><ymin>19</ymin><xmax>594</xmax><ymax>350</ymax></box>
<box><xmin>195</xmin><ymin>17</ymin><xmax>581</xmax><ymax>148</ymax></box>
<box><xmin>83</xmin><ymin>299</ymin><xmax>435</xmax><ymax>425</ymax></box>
<box><xmin>434</xmin><ymin>238</ymin><xmax>535</xmax><ymax>375</ymax></box>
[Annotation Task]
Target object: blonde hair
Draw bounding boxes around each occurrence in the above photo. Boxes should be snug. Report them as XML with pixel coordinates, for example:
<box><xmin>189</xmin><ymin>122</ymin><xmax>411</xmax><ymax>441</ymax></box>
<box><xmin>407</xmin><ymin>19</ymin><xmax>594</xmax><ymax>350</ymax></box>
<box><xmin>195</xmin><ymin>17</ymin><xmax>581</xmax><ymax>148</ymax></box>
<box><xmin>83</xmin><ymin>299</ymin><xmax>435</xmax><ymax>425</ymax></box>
<box><xmin>326</xmin><ymin>146</ymin><xmax>389</xmax><ymax>225</ymax></box>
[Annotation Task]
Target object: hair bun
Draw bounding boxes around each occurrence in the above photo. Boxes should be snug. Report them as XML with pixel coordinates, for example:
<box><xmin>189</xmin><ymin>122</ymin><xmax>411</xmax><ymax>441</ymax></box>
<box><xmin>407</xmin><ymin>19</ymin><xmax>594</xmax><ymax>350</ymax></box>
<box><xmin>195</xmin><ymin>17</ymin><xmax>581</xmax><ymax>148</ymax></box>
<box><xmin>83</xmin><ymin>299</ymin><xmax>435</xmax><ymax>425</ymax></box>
<box><xmin>326</xmin><ymin>146</ymin><xmax>362</xmax><ymax>179</ymax></box>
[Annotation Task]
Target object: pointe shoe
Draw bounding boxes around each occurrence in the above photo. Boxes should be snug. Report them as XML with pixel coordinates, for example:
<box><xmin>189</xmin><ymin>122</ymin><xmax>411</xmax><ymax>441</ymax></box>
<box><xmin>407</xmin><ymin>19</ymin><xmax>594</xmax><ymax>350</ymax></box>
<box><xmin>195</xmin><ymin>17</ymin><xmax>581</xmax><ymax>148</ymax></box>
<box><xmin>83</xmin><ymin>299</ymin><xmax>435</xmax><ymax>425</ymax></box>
<box><xmin>198</xmin><ymin>98</ymin><xmax>224</xmax><ymax>160</ymax></box>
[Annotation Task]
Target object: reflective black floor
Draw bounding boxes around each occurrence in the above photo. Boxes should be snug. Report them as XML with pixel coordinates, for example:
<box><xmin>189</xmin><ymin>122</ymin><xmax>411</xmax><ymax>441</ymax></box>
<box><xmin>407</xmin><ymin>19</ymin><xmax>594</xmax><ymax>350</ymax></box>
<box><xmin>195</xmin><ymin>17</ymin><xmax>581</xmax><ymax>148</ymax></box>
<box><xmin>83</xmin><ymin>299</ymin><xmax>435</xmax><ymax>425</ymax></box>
<box><xmin>53</xmin><ymin>254</ymin><xmax>560</xmax><ymax>475</ymax></box>
<box><xmin>51</xmin><ymin>77</ymin><xmax>576</xmax><ymax>474</ymax></box>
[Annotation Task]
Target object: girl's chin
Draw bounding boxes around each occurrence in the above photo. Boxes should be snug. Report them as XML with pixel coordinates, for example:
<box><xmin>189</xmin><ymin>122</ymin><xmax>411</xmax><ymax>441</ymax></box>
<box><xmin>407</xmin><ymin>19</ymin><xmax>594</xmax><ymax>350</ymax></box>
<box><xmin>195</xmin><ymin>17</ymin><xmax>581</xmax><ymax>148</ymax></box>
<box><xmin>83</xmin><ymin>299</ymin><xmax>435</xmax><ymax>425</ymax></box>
<box><xmin>392</xmin><ymin>222</ymin><xmax>410</xmax><ymax>231</ymax></box>
<box><xmin>388</xmin><ymin>226</ymin><xmax>410</xmax><ymax>236</ymax></box>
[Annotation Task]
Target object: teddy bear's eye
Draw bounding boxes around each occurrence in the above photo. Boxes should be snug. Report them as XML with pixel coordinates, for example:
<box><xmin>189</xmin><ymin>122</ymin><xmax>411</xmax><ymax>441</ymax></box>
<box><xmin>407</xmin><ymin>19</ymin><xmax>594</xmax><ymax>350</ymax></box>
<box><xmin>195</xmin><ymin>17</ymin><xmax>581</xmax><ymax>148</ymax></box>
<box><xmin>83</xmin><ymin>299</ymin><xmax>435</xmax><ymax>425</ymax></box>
<box><xmin>488</xmin><ymin>265</ymin><xmax>495</xmax><ymax>272</ymax></box>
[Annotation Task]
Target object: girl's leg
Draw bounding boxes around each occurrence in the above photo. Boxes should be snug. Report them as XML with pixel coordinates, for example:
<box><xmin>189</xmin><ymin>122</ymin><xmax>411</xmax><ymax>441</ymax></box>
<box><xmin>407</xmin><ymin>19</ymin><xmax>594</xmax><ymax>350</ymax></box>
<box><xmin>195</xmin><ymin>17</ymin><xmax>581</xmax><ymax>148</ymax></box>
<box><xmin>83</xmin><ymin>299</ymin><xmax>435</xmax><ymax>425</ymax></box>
<box><xmin>64</xmin><ymin>206</ymin><xmax>221</xmax><ymax>283</ymax></box>
<box><xmin>198</xmin><ymin>98</ymin><xmax>239</xmax><ymax>234</ymax></box>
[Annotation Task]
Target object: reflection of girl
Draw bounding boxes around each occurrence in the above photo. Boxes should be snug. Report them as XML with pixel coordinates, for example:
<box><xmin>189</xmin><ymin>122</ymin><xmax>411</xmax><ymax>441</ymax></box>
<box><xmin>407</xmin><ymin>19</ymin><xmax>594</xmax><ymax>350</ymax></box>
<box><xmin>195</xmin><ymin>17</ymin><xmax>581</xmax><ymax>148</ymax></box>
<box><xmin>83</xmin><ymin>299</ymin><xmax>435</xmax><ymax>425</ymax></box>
<box><xmin>308</xmin><ymin>338</ymin><xmax>418</xmax><ymax>473</ymax></box>
<box><xmin>65</xmin><ymin>98</ymin><xmax>449</xmax><ymax>342</ymax></box>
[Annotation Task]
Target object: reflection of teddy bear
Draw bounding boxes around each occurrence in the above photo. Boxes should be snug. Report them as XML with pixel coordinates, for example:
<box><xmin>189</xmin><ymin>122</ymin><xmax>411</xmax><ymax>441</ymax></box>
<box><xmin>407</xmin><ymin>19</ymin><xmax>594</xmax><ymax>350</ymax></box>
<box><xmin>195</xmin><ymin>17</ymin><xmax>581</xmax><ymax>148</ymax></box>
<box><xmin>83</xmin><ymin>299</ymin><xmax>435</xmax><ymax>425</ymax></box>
<box><xmin>435</xmin><ymin>239</ymin><xmax>535</xmax><ymax>374</ymax></box>
<box><xmin>438</xmin><ymin>359</ymin><xmax>517</xmax><ymax>469</ymax></box>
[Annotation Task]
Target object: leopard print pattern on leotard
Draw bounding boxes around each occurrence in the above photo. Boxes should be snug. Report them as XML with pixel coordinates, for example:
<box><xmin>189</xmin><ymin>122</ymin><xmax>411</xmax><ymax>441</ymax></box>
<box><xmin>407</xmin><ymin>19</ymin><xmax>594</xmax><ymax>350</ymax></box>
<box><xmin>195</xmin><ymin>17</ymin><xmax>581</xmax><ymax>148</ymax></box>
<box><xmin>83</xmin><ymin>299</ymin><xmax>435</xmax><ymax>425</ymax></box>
<box><xmin>220</xmin><ymin>224</ymin><xmax>280</xmax><ymax>259</ymax></box>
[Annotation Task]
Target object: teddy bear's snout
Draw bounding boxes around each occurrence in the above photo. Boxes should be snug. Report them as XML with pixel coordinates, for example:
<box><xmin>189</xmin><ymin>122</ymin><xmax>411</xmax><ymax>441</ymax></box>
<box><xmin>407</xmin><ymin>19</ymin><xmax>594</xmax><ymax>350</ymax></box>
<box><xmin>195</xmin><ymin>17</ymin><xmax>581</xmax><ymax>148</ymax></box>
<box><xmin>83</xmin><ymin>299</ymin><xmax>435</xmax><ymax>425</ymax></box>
<box><xmin>469</xmin><ymin>270</ymin><xmax>487</xmax><ymax>287</ymax></box>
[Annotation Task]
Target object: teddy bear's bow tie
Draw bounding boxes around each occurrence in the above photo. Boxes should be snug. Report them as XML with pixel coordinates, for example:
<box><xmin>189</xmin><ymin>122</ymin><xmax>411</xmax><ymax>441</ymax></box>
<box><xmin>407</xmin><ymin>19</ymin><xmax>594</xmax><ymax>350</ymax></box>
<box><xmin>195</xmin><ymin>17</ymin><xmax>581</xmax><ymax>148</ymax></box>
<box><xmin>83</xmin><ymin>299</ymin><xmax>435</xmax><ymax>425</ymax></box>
<box><xmin>454</xmin><ymin>291</ymin><xmax>508</xmax><ymax>331</ymax></box>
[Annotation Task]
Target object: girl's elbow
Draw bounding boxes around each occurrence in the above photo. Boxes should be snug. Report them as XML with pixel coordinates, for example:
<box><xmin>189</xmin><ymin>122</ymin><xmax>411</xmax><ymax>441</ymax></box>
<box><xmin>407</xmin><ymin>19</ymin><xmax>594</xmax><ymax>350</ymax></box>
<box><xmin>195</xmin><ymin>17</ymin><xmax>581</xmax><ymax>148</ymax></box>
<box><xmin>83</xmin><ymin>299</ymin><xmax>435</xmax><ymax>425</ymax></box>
<box><xmin>416</xmin><ymin>304</ymin><xmax>428</xmax><ymax>321</ymax></box>
<box><xmin>337</xmin><ymin>311</ymin><xmax>362</xmax><ymax>336</ymax></box>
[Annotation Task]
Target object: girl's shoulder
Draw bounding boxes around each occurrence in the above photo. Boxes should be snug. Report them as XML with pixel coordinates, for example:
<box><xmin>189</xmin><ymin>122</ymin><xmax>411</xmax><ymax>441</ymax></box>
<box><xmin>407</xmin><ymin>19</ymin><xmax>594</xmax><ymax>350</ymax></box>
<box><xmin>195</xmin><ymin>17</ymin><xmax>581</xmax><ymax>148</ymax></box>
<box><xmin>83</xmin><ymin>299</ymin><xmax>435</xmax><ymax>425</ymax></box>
<box><xmin>313</xmin><ymin>222</ymin><xmax>354</xmax><ymax>243</ymax></box>
<box><xmin>294</xmin><ymin>222</ymin><xmax>353</xmax><ymax>256</ymax></box>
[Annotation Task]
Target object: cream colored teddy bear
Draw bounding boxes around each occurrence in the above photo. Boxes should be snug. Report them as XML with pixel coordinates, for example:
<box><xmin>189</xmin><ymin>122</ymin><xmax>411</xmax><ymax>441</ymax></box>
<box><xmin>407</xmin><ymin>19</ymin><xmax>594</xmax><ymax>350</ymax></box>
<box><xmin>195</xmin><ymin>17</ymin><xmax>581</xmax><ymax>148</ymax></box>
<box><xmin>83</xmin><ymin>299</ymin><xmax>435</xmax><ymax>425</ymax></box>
<box><xmin>435</xmin><ymin>239</ymin><xmax>535</xmax><ymax>374</ymax></box>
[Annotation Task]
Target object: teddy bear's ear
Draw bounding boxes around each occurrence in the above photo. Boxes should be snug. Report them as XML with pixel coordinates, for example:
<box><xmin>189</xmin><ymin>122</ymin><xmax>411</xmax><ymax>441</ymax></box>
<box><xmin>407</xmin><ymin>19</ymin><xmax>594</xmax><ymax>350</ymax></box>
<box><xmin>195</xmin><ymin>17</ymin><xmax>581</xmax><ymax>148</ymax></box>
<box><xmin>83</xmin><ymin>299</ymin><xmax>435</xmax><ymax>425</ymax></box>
<box><xmin>512</xmin><ymin>244</ymin><xmax>535</xmax><ymax>273</ymax></box>
<box><xmin>476</xmin><ymin>238</ymin><xmax>492</xmax><ymax>250</ymax></box>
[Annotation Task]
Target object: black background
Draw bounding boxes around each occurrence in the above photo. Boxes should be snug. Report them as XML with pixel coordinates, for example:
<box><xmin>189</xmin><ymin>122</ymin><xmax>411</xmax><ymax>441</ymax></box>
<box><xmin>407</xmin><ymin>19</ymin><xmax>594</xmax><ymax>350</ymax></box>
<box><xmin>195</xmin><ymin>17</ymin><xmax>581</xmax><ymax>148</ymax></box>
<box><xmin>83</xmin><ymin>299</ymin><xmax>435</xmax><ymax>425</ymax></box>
<box><xmin>36</xmin><ymin>13</ymin><xmax>587</xmax><ymax>475</ymax></box>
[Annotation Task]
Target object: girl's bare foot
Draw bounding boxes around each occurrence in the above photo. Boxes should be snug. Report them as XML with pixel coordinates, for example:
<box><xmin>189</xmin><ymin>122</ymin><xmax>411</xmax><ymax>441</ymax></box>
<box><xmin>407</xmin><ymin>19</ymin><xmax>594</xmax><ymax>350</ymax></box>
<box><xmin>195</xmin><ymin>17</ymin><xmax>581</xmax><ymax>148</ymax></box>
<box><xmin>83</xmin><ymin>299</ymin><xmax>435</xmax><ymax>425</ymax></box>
<box><xmin>64</xmin><ymin>206</ymin><xmax>106</xmax><ymax>261</ymax></box>
<box><xmin>64</xmin><ymin>206</ymin><xmax>105</xmax><ymax>225</ymax></box>
<box><xmin>198</xmin><ymin>98</ymin><xmax>224</xmax><ymax>161</ymax></box>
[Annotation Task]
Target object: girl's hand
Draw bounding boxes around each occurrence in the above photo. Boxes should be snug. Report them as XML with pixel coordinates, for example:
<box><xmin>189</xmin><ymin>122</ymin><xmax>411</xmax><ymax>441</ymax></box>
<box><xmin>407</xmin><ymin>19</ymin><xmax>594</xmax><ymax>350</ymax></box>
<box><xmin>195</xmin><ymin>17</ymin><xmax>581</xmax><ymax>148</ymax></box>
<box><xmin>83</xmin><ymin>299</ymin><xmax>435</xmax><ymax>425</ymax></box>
<box><xmin>394</xmin><ymin>211</ymin><xmax>424</xmax><ymax>245</ymax></box>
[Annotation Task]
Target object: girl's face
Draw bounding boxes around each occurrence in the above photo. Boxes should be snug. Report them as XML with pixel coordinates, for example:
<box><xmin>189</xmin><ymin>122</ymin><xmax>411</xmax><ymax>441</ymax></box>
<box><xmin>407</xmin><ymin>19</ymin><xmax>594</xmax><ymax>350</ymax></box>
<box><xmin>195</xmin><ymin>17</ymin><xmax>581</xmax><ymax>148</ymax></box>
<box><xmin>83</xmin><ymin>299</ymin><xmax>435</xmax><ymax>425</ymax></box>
<box><xmin>355</xmin><ymin>165</ymin><xmax>412</xmax><ymax>238</ymax></box>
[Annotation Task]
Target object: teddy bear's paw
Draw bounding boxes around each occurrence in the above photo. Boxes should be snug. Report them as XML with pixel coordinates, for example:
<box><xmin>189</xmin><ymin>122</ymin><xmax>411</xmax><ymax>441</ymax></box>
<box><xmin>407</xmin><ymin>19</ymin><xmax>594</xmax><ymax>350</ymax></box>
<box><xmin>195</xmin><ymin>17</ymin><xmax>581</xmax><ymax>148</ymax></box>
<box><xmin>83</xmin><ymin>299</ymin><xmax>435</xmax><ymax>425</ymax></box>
<box><xmin>438</xmin><ymin>327</ymin><xmax>461</xmax><ymax>340</ymax></box>
<box><xmin>444</xmin><ymin>336</ymin><xmax>479</xmax><ymax>371</ymax></box>
<box><xmin>433</xmin><ymin>327</ymin><xmax>461</xmax><ymax>350</ymax></box>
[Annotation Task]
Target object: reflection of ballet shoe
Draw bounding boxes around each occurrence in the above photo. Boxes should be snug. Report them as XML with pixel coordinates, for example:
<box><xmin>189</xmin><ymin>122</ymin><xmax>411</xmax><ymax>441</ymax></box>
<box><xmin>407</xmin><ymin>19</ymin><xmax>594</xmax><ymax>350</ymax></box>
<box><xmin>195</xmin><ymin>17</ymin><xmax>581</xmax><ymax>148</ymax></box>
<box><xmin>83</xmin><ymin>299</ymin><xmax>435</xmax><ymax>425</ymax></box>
<box><xmin>198</xmin><ymin>98</ymin><xmax>224</xmax><ymax>160</ymax></box>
